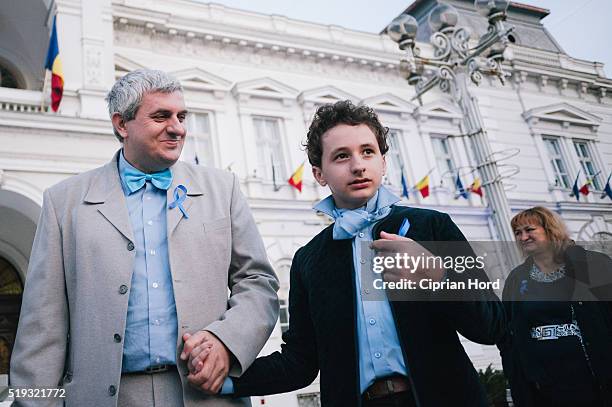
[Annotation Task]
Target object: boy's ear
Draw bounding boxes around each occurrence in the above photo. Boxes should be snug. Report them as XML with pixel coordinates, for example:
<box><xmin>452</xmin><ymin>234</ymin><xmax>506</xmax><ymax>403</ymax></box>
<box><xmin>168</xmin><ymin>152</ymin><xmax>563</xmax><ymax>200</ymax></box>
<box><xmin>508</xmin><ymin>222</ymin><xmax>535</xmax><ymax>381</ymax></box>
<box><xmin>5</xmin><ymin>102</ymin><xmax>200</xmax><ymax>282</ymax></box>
<box><xmin>312</xmin><ymin>166</ymin><xmax>327</xmax><ymax>187</ymax></box>
<box><xmin>111</xmin><ymin>113</ymin><xmax>129</xmax><ymax>141</ymax></box>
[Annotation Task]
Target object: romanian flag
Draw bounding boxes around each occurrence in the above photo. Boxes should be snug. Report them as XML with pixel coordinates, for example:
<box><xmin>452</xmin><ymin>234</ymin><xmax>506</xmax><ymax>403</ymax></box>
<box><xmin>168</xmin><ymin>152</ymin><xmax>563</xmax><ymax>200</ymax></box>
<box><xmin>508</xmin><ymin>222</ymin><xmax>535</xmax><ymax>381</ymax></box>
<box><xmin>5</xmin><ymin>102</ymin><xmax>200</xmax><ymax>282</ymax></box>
<box><xmin>416</xmin><ymin>175</ymin><xmax>430</xmax><ymax>198</ymax></box>
<box><xmin>470</xmin><ymin>178</ymin><xmax>483</xmax><ymax>197</ymax></box>
<box><xmin>45</xmin><ymin>16</ymin><xmax>63</xmax><ymax>112</ymax></box>
<box><xmin>288</xmin><ymin>162</ymin><xmax>304</xmax><ymax>192</ymax></box>
<box><xmin>579</xmin><ymin>180</ymin><xmax>591</xmax><ymax>196</ymax></box>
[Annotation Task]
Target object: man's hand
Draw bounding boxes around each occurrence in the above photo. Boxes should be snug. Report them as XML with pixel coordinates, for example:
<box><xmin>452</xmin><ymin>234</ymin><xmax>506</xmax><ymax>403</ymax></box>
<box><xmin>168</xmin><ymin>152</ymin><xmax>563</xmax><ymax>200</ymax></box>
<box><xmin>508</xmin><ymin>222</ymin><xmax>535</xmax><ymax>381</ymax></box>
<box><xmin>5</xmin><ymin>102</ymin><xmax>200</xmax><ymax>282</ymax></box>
<box><xmin>371</xmin><ymin>231</ymin><xmax>445</xmax><ymax>283</ymax></box>
<box><xmin>181</xmin><ymin>331</ymin><xmax>230</xmax><ymax>394</ymax></box>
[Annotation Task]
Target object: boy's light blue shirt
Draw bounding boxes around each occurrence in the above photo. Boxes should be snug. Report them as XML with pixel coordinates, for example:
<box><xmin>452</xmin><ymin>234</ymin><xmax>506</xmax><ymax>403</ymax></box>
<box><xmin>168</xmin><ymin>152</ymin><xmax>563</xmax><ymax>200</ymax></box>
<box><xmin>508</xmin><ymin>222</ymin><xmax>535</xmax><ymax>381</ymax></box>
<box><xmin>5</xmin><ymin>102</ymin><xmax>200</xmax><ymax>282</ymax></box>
<box><xmin>221</xmin><ymin>186</ymin><xmax>408</xmax><ymax>395</ymax></box>
<box><xmin>314</xmin><ymin>186</ymin><xmax>408</xmax><ymax>393</ymax></box>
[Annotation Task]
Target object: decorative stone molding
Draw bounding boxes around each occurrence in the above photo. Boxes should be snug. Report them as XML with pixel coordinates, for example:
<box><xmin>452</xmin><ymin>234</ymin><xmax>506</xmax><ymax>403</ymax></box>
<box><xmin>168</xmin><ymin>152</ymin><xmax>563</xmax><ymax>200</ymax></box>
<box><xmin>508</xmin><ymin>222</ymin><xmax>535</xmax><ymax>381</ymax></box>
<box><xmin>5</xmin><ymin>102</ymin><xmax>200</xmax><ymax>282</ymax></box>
<box><xmin>298</xmin><ymin>85</ymin><xmax>359</xmax><ymax>123</ymax></box>
<box><xmin>413</xmin><ymin>100</ymin><xmax>462</xmax><ymax>126</ymax></box>
<box><xmin>231</xmin><ymin>77</ymin><xmax>298</xmax><ymax>107</ymax></box>
<box><xmin>169</xmin><ymin>67</ymin><xmax>231</xmax><ymax>99</ymax></box>
<box><xmin>297</xmin><ymin>85</ymin><xmax>359</xmax><ymax>107</ymax></box>
<box><xmin>360</xmin><ymin>93</ymin><xmax>415</xmax><ymax>120</ymax></box>
<box><xmin>522</xmin><ymin>102</ymin><xmax>602</xmax><ymax>133</ymax></box>
<box><xmin>111</xmin><ymin>16</ymin><xmax>399</xmax><ymax>74</ymax></box>
<box><xmin>576</xmin><ymin>215</ymin><xmax>612</xmax><ymax>242</ymax></box>
<box><xmin>114</xmin><ymin>54</ymin><xmax>147</xmax><ymax>78</ymax></box>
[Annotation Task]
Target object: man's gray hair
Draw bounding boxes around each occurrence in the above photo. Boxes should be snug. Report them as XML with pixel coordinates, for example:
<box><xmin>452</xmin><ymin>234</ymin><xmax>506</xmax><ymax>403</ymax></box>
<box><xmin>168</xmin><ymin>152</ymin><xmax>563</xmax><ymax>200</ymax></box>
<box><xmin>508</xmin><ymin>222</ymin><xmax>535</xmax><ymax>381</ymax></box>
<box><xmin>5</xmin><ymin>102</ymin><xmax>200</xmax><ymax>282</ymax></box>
<box><xmin>106</xmin><ymin>69</ymin><xmax>183</xmax><ymax>142</ymax></box>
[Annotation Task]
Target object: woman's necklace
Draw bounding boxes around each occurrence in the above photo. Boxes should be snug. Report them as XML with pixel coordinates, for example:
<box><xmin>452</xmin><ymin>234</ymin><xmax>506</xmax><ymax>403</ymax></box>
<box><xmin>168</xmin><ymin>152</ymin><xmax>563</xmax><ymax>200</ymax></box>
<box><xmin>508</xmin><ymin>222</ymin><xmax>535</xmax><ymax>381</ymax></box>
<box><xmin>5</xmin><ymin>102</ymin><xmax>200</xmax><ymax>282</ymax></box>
<box><xmin>529</xmin><ymin>263</ymin><xmax>566</xmax><ymax>282</ymax></box>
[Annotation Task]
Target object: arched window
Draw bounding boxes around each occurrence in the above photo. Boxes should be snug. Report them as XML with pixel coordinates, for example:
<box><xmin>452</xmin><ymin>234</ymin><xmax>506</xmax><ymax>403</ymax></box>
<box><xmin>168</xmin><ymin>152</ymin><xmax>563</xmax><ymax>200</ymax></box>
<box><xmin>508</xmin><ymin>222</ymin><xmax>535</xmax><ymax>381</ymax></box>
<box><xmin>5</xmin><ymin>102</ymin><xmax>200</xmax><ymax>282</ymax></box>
<box><xmin>0</xmin><ymin>257</ymin><xmax>23</xmax><ymax>374</ymax></box>
<box><xmin>0</xmin><ymin>65</ymin><xmax>20</xmax><ymax>89</ymax></box>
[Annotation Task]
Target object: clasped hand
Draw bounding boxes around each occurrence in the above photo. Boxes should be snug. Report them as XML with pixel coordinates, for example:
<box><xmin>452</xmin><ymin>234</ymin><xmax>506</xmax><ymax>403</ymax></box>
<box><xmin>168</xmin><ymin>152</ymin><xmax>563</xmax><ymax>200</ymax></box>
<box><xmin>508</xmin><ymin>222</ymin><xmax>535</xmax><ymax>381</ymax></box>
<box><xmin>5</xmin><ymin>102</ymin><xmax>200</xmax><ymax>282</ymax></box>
<box><xmin>180</xmin><ymin>330</ymin><xmax>230</xmax><ymax>394</ymax></box>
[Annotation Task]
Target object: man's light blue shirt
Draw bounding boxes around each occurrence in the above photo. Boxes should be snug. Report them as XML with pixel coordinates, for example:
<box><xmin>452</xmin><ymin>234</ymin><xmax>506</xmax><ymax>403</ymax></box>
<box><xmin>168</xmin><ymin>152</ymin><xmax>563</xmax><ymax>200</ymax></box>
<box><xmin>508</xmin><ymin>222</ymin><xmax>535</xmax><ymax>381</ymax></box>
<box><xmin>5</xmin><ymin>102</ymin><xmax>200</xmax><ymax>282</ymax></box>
<box><xmin>314</xmin><ymin>186</ymin><xmax>408</xmax><ymax>394</ymax></box>
<box><xmin>118</xmin><ymin>151</ymin><xmax>179</xmax><ymax>372</ymax></box>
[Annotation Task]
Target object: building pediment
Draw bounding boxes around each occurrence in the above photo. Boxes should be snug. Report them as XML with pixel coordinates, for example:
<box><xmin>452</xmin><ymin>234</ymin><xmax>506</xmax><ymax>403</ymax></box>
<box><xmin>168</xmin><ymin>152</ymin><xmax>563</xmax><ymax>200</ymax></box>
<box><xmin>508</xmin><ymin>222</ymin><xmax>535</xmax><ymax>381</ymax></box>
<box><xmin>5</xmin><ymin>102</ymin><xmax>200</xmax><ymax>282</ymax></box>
<box><xmin>169</xmin><ymin>67</ymin><xmax>231</xmax><ymax>98</ymax></box>
<box><xmin>297</xmin><ymin>86</ymin><xmax>358</xmax><ymax>107</ymax></box>
<box><xmin>114</xmin><ymin>54</ymin><xmax>147</xmax><ymax>77</ymax></box>
<box><xmin>414</xmin><ymin>100</ymin><xmax>462</xmax><ymax>124</ymax></box>
<box><xmin>361</xmin><ymin>93</ymin><xmax>415</xmax><ymax>116</ymax></box>
<box><xmin>232</xmin><ymin>77</ymin><xmax>298</xmax><ymax>106</ymax></box>
<box><xmin>523</xmin><ymin>102</ymin><xmax>602</xmax><ymax>131</ymax></box>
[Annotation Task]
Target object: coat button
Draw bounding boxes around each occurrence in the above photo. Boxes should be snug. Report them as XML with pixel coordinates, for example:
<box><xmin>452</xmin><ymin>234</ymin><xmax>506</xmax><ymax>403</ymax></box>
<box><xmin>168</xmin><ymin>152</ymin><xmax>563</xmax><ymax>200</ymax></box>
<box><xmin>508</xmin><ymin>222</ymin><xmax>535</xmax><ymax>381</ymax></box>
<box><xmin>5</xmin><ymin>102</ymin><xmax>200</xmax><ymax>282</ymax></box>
<box><xmin>108</xmin><ymin>385</ymin><xmax>116</xmax><ymax>396</ymax></box>
<box><xmin>114</xmin><ymin>334</ymin><xmax>122</xmax><ymax>343</ymax></box>
<box><xmin>127</xmin><ymin>242</ymin><xmax>135</xmax><ymax>251</ymax></box>
<box><xmin>64</xmin><ymin>373</ymin><xmax>72</xmax><ymax>383</ymax></box>
<box><xmin>119</xmin><ymin>285</ymin><xmax>128</xmax><ymax>295</ymax></box>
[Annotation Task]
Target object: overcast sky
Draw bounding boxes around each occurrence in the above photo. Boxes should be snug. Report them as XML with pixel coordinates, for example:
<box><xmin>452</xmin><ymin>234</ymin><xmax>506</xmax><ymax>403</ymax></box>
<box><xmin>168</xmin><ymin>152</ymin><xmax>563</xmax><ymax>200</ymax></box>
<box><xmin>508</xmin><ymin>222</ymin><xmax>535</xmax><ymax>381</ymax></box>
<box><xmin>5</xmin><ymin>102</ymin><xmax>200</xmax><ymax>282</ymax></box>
<box><xmin>200</xmin><ymin>0</ymin><xmax>611</xmax><ymax>77</ymax></box>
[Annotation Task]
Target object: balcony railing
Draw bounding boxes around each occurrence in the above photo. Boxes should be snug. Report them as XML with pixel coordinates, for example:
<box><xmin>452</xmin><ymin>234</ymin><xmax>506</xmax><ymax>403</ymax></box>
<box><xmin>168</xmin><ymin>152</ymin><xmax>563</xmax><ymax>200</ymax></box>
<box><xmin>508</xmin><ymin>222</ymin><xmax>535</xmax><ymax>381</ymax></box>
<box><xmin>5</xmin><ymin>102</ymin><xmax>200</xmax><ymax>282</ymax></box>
<box><xmin>0</xmin><ymin>87</ymin><xmax>49</xmax><ymax>114</ymax></box>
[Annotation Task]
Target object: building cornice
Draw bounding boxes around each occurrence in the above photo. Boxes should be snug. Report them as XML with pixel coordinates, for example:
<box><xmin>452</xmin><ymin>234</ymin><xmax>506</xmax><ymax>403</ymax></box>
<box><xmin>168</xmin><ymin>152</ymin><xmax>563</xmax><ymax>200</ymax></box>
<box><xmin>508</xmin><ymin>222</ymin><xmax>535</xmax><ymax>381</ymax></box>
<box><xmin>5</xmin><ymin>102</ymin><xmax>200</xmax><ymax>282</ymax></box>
<box><xmin>112</xmin><ymin>1</ymin><xmax>402</xmax><ymax>72</ymax></box>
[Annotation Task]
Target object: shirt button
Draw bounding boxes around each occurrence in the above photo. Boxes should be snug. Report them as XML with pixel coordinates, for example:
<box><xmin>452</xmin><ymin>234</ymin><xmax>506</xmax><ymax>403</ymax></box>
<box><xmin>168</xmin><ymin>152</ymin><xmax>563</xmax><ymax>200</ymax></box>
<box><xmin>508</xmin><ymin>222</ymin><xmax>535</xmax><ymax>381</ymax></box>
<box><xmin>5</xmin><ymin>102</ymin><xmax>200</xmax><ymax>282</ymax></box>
<box><xmin>152</xmin><ymin>282</ymin><xmax>159</xmax><ymax>289</ymax></box>
<box><xmin>374</xmin><ymin>352</ymin><xmax>381</xmax><ymax>359</ymax></box>
<box><xmin>364</xmin><ymin>289</ymin><xmax>370</xmax><ymax>294</ymax></box>
<box><xmin>150</xmin><ymin>249</ymin><xmax>156</xmax><ymax>256</ymax></box>
<box><xmin>156</xmin><ymin>357</ymin><xmax>161</xmax><ymax>363</ymax></box>
<box><xmin>358</xmin><ymin>232</ymin><xmax>365</xmax><ymax>238</ymax></box>
<box><xmin>147</xmin><ymin>220</ymin><xmax>153</xmax><ymax>226</ymax></box>
<box><xmin>146</xmin><ymin>196</ymin><xmax>152</xmax><ymax>201</ymax></box>
<box><xmin>360</xmin><ymin>259</ymin><xmax>366</xmax><ymax>264</ymax></box>
<box><xmin>369</xmin><ymin>318</ymin><xmax>376</xmax><ymax>325</ymax></box>
<box><xmin>154</xmin><ymin>319</ymin><xmax>160</xmax><ymax>325</ymax></box>
<box><xmin>114</xmin><ymin>334</ymin><xmax>122</xmax><ymax>343</ymax></box>
<box><xmin>108</xmin><ymin>385</ymin><xmax>117</xmax><ymax>396</ymax></box>
<box><xmin>127</xmin><ymin>242</ymin><xmax>135</xmax><ymax>251</ymax></box>
<box><xmin>119</xmin><ymin>285</ymin><xmax>128</xmax><ymax>295</ymax></box>
<box><xmin>578</xmin><ymin>301</ymin><xmax>583</xmax><ymax>305</ymax></box>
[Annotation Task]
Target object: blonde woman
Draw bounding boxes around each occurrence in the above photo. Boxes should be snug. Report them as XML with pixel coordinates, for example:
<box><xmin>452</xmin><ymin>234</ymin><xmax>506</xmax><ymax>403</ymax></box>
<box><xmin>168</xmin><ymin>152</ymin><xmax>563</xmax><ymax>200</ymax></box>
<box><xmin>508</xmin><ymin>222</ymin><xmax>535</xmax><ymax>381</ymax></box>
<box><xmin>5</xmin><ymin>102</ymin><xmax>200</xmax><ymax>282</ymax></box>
<box><xmin>499</xmin><ymin>206</ymin><xmax>612</xmax><ymax>406</ymax></box>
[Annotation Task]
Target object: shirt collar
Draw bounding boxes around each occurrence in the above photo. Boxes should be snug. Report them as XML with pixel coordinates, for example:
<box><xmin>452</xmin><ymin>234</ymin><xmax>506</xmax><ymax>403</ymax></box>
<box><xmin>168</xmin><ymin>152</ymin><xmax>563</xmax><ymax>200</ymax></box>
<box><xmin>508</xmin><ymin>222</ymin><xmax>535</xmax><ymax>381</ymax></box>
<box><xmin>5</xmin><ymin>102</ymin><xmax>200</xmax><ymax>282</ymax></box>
<box><xmin>313</xmin><ymin>185</ymin><xmax>400</xmax><ymax>219</ymax></box>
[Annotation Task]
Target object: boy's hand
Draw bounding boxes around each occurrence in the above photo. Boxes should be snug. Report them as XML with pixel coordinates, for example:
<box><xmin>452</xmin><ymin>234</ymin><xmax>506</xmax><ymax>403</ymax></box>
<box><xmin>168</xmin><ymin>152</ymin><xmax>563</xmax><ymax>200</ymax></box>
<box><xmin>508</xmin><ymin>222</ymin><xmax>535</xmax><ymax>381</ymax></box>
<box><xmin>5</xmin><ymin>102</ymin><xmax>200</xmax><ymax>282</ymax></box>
<box><xmin>371</xmin><ymin>231</ymin><xmax>444</xmax><ymax>283</ymax></box>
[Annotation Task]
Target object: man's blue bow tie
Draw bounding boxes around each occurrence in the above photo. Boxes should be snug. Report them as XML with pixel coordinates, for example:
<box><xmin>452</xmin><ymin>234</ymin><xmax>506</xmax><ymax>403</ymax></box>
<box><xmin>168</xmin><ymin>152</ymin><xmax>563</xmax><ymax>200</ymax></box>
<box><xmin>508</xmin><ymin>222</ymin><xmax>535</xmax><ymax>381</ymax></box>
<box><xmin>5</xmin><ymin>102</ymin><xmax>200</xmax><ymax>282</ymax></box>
<box><xmin>124</xmin><ymin>167</ymin><xmax>173</xmax><ymax>193</ymax></box>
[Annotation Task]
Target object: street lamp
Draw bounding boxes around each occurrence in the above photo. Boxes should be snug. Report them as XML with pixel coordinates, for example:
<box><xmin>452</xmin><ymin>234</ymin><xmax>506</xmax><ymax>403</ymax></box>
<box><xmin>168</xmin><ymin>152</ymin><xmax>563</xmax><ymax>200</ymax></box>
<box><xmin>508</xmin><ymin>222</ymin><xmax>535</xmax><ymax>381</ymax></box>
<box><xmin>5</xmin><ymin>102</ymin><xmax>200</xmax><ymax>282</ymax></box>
<box><xmin>388</xmin><ymin>1</ymin><xmax>521</xmax><ymax>267</ymax></box>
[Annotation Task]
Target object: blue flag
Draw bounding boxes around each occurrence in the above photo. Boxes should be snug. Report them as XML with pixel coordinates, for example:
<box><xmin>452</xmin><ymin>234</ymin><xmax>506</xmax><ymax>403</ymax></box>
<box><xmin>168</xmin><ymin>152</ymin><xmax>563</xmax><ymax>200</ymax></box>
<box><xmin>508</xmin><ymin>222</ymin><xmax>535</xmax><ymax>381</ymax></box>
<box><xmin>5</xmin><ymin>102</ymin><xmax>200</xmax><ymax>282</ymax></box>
<box><xmin>571</xmin><ymin>171</ymin><xmax>581</xmax><ymax>201</ymax></box>
<box><xmin>401</xmin><ymin>170</ymin><xmax>409</xmax><ymax>199</ymax></box>
<box><xmin>455</xmin><ymin>173</ymin><xmax>468</xmax><ymax>199</ymax></box>
<box><xmin>601</xmin><ymin>172</ymin><xmax>612</xmax><ymax>200</ymax></box>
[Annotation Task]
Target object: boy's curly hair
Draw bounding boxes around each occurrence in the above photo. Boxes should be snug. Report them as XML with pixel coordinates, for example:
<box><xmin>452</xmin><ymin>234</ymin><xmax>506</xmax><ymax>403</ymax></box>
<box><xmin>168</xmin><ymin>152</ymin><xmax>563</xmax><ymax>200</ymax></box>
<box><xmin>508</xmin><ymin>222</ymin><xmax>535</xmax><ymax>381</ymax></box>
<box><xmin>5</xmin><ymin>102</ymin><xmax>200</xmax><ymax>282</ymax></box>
<box><xmin>304</xmin><ymin>100</ymin><xmax>389</xmax><ymax>168</ymax></box>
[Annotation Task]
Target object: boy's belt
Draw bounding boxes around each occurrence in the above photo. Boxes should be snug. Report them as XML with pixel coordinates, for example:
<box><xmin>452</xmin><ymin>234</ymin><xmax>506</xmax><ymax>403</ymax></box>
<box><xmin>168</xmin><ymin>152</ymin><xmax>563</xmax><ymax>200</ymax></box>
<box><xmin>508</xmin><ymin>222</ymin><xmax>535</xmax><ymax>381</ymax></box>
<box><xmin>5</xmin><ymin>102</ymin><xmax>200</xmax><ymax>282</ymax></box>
<box><xmin>363</xmin><ymin>375</ymin><xmax>410</xmax><ymax>400</ymax></box>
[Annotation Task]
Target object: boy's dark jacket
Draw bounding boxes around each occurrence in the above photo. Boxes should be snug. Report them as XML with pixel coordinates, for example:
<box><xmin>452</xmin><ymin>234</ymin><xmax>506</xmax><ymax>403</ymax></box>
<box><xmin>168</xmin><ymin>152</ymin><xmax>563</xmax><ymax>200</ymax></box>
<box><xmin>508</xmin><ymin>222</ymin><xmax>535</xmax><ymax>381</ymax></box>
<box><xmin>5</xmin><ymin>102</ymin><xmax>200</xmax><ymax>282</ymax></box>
<box><xmin>233</xmin><ymin>205</ymin><xmax>506</xmax><ymax>406</ymax></box>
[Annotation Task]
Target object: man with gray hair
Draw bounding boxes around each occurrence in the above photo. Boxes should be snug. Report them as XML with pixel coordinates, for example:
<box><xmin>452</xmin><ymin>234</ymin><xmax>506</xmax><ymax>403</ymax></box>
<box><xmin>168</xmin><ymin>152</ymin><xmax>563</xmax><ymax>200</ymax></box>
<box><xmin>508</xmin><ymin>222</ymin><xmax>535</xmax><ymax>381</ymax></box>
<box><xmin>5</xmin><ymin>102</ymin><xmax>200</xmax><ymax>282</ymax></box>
<box><xmin>10</xmin><ymin>69</ymin><xmax>279</xmax><ymax>407</ymax></box>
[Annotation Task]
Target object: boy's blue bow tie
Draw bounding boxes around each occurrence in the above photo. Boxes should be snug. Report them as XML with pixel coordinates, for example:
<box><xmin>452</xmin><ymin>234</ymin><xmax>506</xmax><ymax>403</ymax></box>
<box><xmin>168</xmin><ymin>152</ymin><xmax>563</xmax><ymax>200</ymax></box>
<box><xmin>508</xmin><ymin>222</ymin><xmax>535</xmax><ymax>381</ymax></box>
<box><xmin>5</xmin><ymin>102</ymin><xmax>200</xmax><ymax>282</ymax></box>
<box><xmin>332</xmin><ymin>207</ymin><xmax>393</xmax><ymax>240</ymax></box>
<box><xmin>124</xmin><ymin>167</ymin><xmax>173</xmax><ymax>193</ymax></box>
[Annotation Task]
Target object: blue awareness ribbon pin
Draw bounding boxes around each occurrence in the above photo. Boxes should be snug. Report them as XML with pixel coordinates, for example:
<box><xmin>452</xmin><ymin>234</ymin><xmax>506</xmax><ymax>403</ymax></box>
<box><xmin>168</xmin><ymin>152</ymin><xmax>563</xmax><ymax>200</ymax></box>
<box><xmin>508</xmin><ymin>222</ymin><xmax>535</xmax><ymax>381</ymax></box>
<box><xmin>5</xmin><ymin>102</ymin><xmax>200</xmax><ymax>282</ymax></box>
<box><xmin>169</xmin><ymin>184</ymin><xmax>189</xmax><ymax>219</ymax></box>
<box><xmin>520</xmin><ymin>279</ymin><xmax>528</xmax><ymax>295</ymax></box>
<box><xmin>398</xmin><ymin>218</ymin><xmax>411</xmax><ymax>237</ymax></box>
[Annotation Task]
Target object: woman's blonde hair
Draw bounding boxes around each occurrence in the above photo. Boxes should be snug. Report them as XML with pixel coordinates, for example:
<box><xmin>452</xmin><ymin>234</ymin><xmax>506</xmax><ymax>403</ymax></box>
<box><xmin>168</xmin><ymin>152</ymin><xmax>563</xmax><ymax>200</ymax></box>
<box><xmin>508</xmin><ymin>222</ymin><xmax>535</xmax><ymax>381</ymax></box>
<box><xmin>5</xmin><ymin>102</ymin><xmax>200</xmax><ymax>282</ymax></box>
<box><xmin>510</xmin><ymin>206</ymin><xmax>573</xmax><ymax>261</ymax></box>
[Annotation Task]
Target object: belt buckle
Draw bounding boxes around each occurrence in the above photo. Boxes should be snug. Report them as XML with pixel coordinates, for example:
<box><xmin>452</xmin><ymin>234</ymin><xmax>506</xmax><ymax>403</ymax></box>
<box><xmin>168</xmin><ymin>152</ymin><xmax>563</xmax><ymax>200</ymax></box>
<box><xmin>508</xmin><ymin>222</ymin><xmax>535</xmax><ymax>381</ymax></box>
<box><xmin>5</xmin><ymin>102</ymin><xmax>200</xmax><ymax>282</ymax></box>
<box><xmin>364</xmin><ymin>378</ymin><xmax>396</xmax><ymax>401</ymax></box>
<box><xmin>144</xmin><ymin>364</ymin><xmax>169</xmax><ymax>374</ymax></box>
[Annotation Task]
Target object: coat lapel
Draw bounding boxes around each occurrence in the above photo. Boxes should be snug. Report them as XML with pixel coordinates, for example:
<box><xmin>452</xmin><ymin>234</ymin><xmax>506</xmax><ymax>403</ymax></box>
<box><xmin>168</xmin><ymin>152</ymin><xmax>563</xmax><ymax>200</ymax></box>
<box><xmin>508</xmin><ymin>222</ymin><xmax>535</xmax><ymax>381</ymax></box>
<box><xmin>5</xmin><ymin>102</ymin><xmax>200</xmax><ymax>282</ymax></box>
<box><xmin>166</xmin><ymin>161</ymin><xmax>204</xmax><ymax>236</ymax></box>
<box><xmin>84</xmin><ymin>151</ymin><xmax>134</xmax><ymax>243</ymax></box>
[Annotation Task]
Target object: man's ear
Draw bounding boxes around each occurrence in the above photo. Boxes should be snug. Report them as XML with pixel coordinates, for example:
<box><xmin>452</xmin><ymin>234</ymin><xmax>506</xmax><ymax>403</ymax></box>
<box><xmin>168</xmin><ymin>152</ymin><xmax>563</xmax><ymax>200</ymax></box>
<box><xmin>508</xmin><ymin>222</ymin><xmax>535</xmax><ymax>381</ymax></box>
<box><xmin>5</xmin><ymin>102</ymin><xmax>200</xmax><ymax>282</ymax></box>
<box><xmin>111</xmin><ymin>113</ymin><xmax>129</xmax><ymax>141</ymax></box>
<box><xmin>312</xmin><ymin>166</ymin><xmax>327</xmax><ymax>187</ymax></box>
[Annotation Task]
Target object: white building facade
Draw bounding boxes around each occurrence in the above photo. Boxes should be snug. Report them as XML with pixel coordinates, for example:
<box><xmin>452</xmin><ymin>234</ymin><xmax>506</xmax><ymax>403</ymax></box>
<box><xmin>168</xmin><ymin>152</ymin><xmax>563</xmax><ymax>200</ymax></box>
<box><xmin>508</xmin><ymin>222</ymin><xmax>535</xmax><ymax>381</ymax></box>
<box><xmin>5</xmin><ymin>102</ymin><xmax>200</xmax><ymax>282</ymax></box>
<box><xmin>0</xmin><ymin>0</ymin><xmax>611</xmax><ymax>405</ymax></box>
